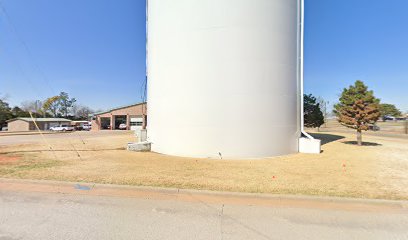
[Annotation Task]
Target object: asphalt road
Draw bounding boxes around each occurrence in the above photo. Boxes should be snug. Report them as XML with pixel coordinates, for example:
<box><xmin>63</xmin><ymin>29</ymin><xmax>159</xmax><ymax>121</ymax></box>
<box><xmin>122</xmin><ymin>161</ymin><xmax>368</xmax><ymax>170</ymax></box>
<box><xmin>0</xmin><ymin>181</ymin><xmax>407</xmax><ymax>240</ymax></box>
<box><xmin>0</xmin><ymin>131</ymin><xmax>129</xmax><ymax>146</ymax></box>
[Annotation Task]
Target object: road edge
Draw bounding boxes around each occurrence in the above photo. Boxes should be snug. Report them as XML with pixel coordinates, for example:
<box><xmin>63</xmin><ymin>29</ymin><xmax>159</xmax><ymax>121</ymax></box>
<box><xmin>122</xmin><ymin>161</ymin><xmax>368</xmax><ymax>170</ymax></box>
<box><xmin>1</xmin><ymin>177</ymin><xmax>407</xmax><ymax>212</ymax></box>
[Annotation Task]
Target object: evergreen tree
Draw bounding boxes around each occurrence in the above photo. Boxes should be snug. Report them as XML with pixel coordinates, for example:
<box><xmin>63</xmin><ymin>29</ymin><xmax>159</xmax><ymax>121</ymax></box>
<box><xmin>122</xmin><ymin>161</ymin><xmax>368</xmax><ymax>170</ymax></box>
<box><xmin>304</xmin><ymin>94</ymin><xmax>325</xmax><ymax>130</ymax></box>
<box><xmin>57</xmin><ymin>92</ymin><xmax>76</xmax><ymax>118</ymax></box>
<box><xmin>334</xmin><ymin>80</ymin><xmax>380</xmax><ymax>146</ymax></box>
<box><xmin>0</xmin><ymin>99</ymin><xmax>13</xmax><ymax>128</ymax></box>
<box><xmin>11</xmin><ymin>106</ymin><xmax>31</xmax><ymax>118</ymax></box>
<box><xmin>379</xmin><ymin>103</ymin><xmax>402</xmax><ymax>118</ymax></box>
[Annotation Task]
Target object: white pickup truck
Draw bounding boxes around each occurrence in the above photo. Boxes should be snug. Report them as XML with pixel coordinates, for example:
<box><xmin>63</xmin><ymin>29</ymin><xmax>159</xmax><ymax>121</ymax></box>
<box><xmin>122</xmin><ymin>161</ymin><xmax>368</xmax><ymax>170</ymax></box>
<box><xmin>50</xmin><ymin>125</ymin><xmax>75</xmax><ymax>132</ymax></box>
<box><xmin>82</xmin><ymin>124</ymin><xmax>91</xmax><ymax>131</ymax></box>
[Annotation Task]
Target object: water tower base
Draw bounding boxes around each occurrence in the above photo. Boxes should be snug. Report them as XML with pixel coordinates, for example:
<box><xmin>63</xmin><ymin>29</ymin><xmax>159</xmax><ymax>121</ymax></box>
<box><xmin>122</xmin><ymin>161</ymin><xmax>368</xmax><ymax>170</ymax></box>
<box><xmin>299</xmin><ymin>138</ymin><xmax>321</xmax><ymax>154</ymax></box>
<box><xmin>127</xmin><ymin>142</ymin><xmax>151</xmax><ymax>152</ymax></box>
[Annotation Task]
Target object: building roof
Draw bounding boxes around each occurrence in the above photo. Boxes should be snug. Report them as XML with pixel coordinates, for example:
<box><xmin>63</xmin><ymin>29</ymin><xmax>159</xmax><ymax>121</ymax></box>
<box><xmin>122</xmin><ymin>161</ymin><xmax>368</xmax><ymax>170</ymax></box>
<box><xmin>7</xmin><ymin>118</ymin><xmax>72</xmax><ymax>123</ymax></box>
<box><xmin>92</xmin><ymin>102</ymin><xmax>146</xmax><ymax>116</ymax></box>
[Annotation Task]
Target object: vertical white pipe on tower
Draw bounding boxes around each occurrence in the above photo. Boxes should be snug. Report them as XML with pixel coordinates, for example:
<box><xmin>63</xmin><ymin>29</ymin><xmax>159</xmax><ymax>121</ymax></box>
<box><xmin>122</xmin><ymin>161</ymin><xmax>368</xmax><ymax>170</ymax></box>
<box><xmin>299</xmin><ymin>0</ymin><xmax>313</xmax><ymax>140</ymax></box>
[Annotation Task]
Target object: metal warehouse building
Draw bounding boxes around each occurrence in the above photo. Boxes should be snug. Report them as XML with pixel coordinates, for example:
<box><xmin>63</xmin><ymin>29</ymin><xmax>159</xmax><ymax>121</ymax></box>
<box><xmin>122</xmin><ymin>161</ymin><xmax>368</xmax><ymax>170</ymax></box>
<box><xmin>6</xmin><ymin>118</ymin><xmax>72</xmax><ymax>132</ymax></box>
<box><xmin>91</xmin><ymin>102</ymin><xmax>147</xmax><ymax>131</ymax></box>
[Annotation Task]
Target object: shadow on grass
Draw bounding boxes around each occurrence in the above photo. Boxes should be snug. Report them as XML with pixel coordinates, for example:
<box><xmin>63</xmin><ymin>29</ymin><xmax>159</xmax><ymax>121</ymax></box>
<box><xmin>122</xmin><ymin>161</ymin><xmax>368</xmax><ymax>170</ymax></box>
<box><xmin>309</xmin><ymin>133</ymin><xmax>345</xmax><ymax>145</ymax></box>
<box><xmin>342</xmin><ymin>141</ymin><xmax>382</xmax><ymax>146</ymax></box>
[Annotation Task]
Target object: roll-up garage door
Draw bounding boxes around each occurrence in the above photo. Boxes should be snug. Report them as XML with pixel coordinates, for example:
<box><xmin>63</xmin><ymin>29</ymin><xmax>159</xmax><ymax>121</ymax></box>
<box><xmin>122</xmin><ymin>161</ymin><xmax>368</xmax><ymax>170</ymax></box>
<box><xmin>130</xmin><ymin>116</ymin><xmax>143</xmax><ymax>131</ymax></box>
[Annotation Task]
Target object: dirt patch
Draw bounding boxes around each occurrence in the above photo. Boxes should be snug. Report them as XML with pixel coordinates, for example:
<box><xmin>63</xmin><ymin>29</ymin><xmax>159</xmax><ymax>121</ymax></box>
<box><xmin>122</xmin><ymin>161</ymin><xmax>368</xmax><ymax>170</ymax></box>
<box><xmin>0</xmin><ymin>155</ymin><xmax>21</xmax><ymax>164</ymax></box>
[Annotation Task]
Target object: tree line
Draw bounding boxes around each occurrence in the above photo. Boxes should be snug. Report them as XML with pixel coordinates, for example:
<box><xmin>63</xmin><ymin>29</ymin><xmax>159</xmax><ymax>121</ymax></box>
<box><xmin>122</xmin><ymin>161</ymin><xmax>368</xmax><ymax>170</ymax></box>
<box><xmin>0</xmin><ymin>92</ymin><xmax>94</xmax><ymax>128</ymax></box>
<box><xmin>2</xmin><ymin>83</ymin><xmax>405</xmax><ymax>144</ymax></box>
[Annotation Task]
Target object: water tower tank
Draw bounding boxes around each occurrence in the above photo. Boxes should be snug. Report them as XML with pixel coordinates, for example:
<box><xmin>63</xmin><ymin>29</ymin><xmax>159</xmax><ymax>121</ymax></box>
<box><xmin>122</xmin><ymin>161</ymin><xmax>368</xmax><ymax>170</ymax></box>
<box><xmin>147</xmin><ymin>0</ymin><xmax>302</xmax><ymax>158</ymax></box>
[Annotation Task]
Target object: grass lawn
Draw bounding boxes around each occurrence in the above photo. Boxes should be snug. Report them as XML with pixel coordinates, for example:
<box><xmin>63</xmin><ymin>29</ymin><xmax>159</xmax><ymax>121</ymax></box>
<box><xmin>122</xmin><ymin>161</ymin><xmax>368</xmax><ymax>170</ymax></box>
<box><xmin>0</xmin><ymin>131</ymin><xmax>407</xmax><ymax>200</ymax></box>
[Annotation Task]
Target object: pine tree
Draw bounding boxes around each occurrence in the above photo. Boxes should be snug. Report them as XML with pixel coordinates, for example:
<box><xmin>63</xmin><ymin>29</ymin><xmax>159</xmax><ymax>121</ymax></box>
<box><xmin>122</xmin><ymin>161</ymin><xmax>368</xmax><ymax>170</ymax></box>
<box><xmin>0</xmin><ymin>99</ymin><xmax>13</xmax><ymax>128</ymax></box>
<box><xmin>304</xmin><ymin>94</ymin><xmax>324</xmax><ymax>130</ymax></box>
<box><xmin>57</xmin><ymin>92</ymin><xmax>76</xmax><ymax>118</ymax></box>
<box><xmin>334</xmin><ymin>80</ymin><xmax>380</xmax><ymax>146</ymax></box>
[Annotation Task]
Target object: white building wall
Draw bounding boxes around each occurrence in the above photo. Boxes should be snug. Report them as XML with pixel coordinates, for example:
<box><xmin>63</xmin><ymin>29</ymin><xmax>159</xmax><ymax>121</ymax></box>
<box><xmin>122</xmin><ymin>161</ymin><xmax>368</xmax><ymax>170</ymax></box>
<box><xmin>147</xmin><ymin>0</ymin><xmax>301</xmax><ymax>158</ymax></box>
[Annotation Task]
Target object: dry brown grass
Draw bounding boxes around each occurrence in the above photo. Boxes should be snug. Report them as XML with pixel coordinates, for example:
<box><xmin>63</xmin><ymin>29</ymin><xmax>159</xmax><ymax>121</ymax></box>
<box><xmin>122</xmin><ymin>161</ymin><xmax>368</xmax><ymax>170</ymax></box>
<box><xmin>0</xmin><ymin>131</ymin><xmax>407</xmax><ymax>200</ymax></box>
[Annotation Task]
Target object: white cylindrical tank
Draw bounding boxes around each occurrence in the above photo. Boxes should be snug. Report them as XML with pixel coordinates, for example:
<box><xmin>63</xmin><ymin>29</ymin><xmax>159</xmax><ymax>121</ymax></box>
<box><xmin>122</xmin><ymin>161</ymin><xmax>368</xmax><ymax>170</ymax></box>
<box><xmin>147</xmin><ymin>0</ymin><xmax>301</xmax><ymax>158</ymax></box>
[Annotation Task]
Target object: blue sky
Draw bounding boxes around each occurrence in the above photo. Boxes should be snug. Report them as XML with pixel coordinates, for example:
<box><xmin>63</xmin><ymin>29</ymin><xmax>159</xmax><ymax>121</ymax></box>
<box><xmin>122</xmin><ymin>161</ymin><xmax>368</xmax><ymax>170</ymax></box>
<box><xmin>305</xmin><ymin>0</ymin><xmax>408</xmax><ymax>112</ymax></box>
<box><xmin>1</xmin><ymin>0</ymin><xmax>407</xmax><ymax>112</ymax></box>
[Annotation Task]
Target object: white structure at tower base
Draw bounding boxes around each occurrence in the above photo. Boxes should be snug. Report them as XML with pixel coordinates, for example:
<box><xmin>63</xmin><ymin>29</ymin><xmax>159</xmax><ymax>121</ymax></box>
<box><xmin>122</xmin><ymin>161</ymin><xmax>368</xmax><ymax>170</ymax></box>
<box><xmin>299</xmin><ymin>138</ymin><xmax>321</xmax><ymax>154</ymax></box>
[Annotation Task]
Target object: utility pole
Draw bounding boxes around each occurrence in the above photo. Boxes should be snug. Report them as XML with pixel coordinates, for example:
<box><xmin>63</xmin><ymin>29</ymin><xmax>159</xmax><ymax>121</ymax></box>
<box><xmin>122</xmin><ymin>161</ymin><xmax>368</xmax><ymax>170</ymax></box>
<box><xmin>34</xmin><ymin>100</ymin><xmax>40</xmax><ymax>119</ymax></box>
<box><xmin>324</xmin><ymin>101</ymin><xmax>329</xmax><ymax>128</ymax></box>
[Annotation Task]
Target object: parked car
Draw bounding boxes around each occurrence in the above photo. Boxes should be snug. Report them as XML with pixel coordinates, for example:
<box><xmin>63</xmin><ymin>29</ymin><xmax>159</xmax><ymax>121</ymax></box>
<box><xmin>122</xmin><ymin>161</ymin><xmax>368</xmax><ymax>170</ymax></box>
<box><xmin>368</xmin><ymin>125</ymin><xmax>380</xmax><ymax>131</ymax></box>
<box><xmin>383</xmin><ymin>115</ymin><xmax>396</xmax><ymax>121</ymax></box>
<box><xmin>1</xmin><ymin>126</ymin><xmax>8</xmax><ymax>131</ymax></box>
<box><xmin>82</xmin><ymin>124</ymin><xmax>91</xmax><ymax>131</ymax></box>
<box><xmin>50</xmin><ymin>125</ymin><xmax>75</xmax><ymax>132</ymax></box>
<box><xmin>74</xmin><ymin>126</ymin><xmax>83</xmax><ymax>131</ymax></box>
<box><xmin>119</xmin><ymin>123</ymin><xmax>127</xmax><ymax>130</ymax></box>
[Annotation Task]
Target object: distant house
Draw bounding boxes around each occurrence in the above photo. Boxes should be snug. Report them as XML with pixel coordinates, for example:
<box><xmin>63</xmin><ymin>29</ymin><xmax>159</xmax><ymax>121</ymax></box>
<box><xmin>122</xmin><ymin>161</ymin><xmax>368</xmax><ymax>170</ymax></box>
<box><xmin>6</xmin><ymin>118</ymin><xmax>72</xmax><ymax>132</ymax></box>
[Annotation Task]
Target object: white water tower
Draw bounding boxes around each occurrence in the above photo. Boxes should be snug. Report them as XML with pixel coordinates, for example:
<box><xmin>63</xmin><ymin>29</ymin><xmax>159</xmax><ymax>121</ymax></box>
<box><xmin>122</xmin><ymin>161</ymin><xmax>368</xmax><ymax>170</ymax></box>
<box><xmin>147</xmin><ymin>0</ymin><xmax>308</xmax><ymax>158</ymax></box>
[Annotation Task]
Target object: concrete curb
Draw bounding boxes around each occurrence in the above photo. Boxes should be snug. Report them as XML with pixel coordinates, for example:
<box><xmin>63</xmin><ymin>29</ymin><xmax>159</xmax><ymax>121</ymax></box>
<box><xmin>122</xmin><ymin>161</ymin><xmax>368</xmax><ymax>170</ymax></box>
<box><xmin>1</xmin><ymin>178</ymin><xmax>407</xmax><ymax>212</ymax></box>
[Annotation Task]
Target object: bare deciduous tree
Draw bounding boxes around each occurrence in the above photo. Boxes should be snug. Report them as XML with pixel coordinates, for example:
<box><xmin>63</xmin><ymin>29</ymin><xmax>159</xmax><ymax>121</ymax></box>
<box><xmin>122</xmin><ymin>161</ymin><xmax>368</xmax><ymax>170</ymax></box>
<box><xmin>21</xmin><ymin>100</ymin><xmax>43</xmax><ymax>113</ymax></box>
<box><xmin>73</xmin><ymin>105</ymin><xmax>94</xmax><ymax>120</ymax></box>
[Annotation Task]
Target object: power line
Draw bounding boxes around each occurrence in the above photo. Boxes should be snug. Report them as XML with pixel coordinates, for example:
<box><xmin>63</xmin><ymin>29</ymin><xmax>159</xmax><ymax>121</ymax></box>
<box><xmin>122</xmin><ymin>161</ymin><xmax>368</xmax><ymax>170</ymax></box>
<box><xmin>0</xmin><ymin>0</ymin><xmax>56</xmax><ymax>95</ymax></box>
<box><xmin>0</xmin><ymin>1</ymin><xmax>88</xmax><ymax>154</ymax></box>
<box><xmin>141</xmin><ymin>76</ymin><xmax>147</xmax><ymax>114</ymax></box>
